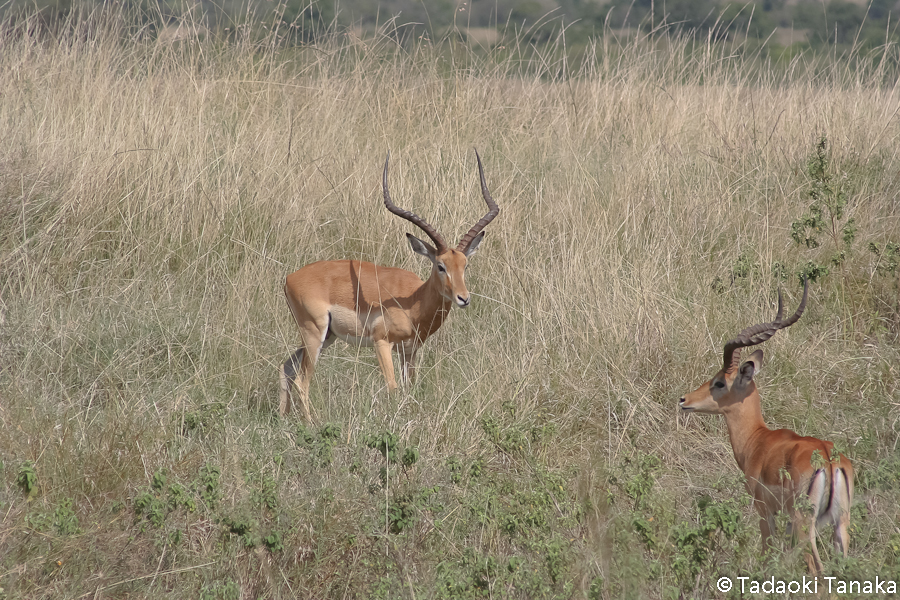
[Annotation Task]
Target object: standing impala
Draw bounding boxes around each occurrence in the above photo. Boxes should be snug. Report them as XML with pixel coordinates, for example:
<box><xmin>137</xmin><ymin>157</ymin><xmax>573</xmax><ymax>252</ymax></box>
<box><xmin>679</xmin><ymin>280</ymin><xmax>853</xmax><ymax>573</ymax></box>
<box><xmin>279</xmin><ymin>151</ymin><xmax>499</xmax><ymax>419</ymax></box>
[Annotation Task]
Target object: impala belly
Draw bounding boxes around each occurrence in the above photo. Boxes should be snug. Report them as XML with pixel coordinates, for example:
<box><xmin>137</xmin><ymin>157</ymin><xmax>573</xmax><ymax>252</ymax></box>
<box><xmin>326</xmin><ymin>305</ymin><xmax>377</xmax><ymax>346</ymax></box>
<box><xmin>752</xmin><ymin>480</ymin><xmax>793</xmax><ymax>511</ymax></box>
<box><xmin>327</xmin><ymin>304</ymin><xmax>417</xmax><ymax>346</ymax></box>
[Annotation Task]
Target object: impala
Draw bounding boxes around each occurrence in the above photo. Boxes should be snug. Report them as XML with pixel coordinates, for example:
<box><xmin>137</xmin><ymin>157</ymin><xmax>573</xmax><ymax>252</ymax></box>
<box><xmin>279</xmin><ymin>151</ymin><xmax>499</xmax><ymax>419</ymax></box>
<box><xmin>679</xmin><ymin>280</ymin><xmax>853</xmax><ymax>573</ymax></box>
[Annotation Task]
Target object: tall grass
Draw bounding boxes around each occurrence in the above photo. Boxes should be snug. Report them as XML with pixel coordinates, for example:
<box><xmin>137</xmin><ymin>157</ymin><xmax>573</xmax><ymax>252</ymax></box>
<box><xmin>1</xmin><ymin>6</ymin><xmax>899</xmax><ymax>598</ymax></box>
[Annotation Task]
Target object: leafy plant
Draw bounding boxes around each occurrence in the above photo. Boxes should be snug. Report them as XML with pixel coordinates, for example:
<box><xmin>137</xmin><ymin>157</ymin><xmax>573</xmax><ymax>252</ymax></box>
<box><xmin>199</xmin><ymin>579</ymin><xmax>240</xmax><ymax>600</ymax></box>
<box><xmin>263</xmin><ymin>530</ymin><xmax>284</xmax><ymax>552</ymax></box>
<box><xmin>671</xmin><ymin>496</ymin><xmax>742</xmax><ymax>585</ymax></box>
<box><xmin>365</xmin><ymin>431</ymin><xmax>400</xmax><ymax>462</ymax></box>
<box><xmin>446</xmin><ymin>456</ymin><xmax>463</xmax><ymax>484</ymax></box>
<box><xmin>480</xmin><ymin>415</ymin><xmax>530</xmax><ymax>456</ymax></box>
<box><xmin>16</xmin><ymin>462</ymin><xmax>37</xmax><ymax>495</ymax></box>
<box><xmin>869</xmin><ymin>241</ymin><xmax>900</xmax><ymax>276</ymax></box>
<box><xmin>621</xmin><ymin>454</ymin><xmax>661</xmax><ymax>510</ymax></box>
<box><xmin>250</xmin><ymin>474</ymin><xmax>278</xmax><ymax>511</ymax></box>
<box><xmin>542</xmin><ymin>537</ymin><xmax>569</xmax><ymax>584</ymax></box>
<box><xmin>401</xmin><ymin>446</ymin><xmax>420</xmax><ymax>468</ymax></box>
<box><xmin>134</xmin><ymin>471</ymin><xmax>200</xmax><ymax>531</ymax></box>
<box><xmin>197</xmin><ymin>464</ymin><xmax>221</xmax><ymax>508</ymax></box>
<box><xmin>366</xmin><ymin>430</ymin><xmax>419</xmax><ymax>471</ymax></box>
<box><xmin>632</xmin><ymin>515</ymin><xmax>657</xmax><ymax>550</ymax></box>
<box><xmin>134</xmin><ymin>490</ymin><xmax>167</xmax><ymax>528</ymax></box>
<box><xmin>297</xmin><ymin>422</ymin><xmax>342</xmax><ymax>466</ymax></box>
<box><xmin>436</xmin><ymin>547</ymin><xmax>539</xmax><ymax>599</ymax></box>
<box><xmin>858</xmin><ymin>454</ymin><xmax>900</xmax><ymax>492</ymax></box>
<box><xmin>798</xmin><ymin>260</ymin><xmax>831</xmax><ymax>285</ymax></box>
<box><xmin>53</xmin><ymin>498</ymin><xmax>81</xmax><ymax>535</ymax></box>
<box><xmin>732</xmin><ymin>250</ymin><xmax>759</xmax><ymax>281</ymax></box>
<box><xmin>221</xmin><ymin>513</ymin><xmax>258</xmax><ymax>548</ymax></box>
<box><xmin>168</xmin><ymin>483</ymin><xmax>196</xmax><ymax>512</ymax></box>
<box><xmin>151</xmin><ymin>469</ymin><xmax>167</xmax><ymax>491</ymax></box>
<box><xmin>387</xmin><ymin>486</ymin><xmax>440</xmax><ymax>533</ymax></box>
<box><xmin>789</xmin><ymin>136</ymin><xmax>857</xmax><ymax>281</ymax></box>
<box><xmin>179</xmin><ymin>402</ymin><xmax>226</xmax><ymax>436</ymax></box>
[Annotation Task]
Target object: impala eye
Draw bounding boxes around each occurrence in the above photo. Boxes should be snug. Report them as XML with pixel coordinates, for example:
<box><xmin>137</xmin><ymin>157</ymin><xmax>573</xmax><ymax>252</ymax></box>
<box><xmin>437</xmin><ymin>264</ymin><xmax>446</xmax><ymax>273</ymax></box>
<box><xmin>713</xmin><ymin>380</ymin><xmax>725</xmax><ymax>389</ymax></box>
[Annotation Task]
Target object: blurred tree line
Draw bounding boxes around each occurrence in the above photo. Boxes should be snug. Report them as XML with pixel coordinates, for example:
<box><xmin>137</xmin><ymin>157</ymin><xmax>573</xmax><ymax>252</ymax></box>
<box><xmin>7</xmin><ymin>0</ymin><xmax>900</xmax><ymax>54</ymax></box>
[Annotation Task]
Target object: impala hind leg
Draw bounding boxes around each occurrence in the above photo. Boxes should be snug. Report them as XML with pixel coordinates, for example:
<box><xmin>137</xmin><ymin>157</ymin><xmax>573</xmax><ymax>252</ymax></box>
<box><xmin>398</xmin><ymin>346</ymin><xmax>418</xmax><ymax>384</ymax></box>
<box><xmin>281</xmin><ymin>313</ymin><xmax>333</xmax><ymax>420</ymax></box>
<box><xmin>794</xmin><ymin>512</ymin><xmax>823</xmax><ymax>574</ymax></box>
<box><xmin>833</xmin><ymin>510</ymin><xmax>850</xmax><ymax>558</ymax></box>
<box><xmin>294</xmin><ymin>326</ymin><xmax>335</xmax><ymax>420</ymax></box>
<box><xmin>832</xmin><ymin>467</ymin><xmax>852</xmax><ymax>557</ymax></box>
<box><xmin>799</xmin><ymin>469</ymin><xmax>828</xmax><ymax>574</ymax></box>
<box><xmin>280</xmin><ymin>348</ymin><xmax>305</xmax><ymax>416</ymax></box>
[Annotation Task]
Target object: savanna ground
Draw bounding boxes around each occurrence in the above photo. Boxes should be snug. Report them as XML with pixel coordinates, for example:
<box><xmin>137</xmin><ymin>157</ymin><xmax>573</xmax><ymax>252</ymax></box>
<box><xmin>1</xmin><ymin>6</ymin><xmax>900</xmax><ymax>599</ymax></box>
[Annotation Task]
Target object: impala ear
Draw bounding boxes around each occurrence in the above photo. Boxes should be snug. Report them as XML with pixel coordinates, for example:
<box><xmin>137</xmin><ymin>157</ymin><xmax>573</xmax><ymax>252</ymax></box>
<box><xmin>462</xmin><ymin>231</ymin><xmax>485</xmax><ymax>258</ymax></box>
<box><xmin>407</xmin><ymin>233</ymin><xmax>436</xmax><ymax>262</ymax></box>
<box><xmin>738</xmin><ymin>349</ymin><xmax>764</xmax><ymax>385</ymax></box>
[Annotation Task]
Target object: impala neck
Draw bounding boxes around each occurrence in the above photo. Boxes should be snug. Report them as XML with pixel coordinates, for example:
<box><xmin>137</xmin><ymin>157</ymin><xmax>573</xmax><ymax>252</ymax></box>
<box><xmin>412</xmin><ymin>272</ymin><xmax>452</xmax><ymax>337</ymax></box>
<box><xmin>720</xmin><ymin>385</ymin><xmax>770</xmax><ymax>473</ymax></box>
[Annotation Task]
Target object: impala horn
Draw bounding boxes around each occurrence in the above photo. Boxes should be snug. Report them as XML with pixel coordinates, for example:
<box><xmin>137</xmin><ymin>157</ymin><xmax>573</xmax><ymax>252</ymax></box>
<box><xmin>382</xmin><ymin>152</ymin><xmax>448</xmax><ymax>253</ymax></box>
<box><xmin>456</xmin><ymin>149</ymin><xmax>500</xmax><ymax>254</ymax></box>
<box><xmin>722</xmin><ymin>278</ymin><xmax>809</xmax><ymax>373</ymax></box>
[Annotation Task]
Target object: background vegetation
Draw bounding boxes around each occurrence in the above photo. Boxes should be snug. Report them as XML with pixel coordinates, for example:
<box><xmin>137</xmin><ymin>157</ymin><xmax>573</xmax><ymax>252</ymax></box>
<box><xmin>1</xmin><ymin>4</ymin><xmax>900</xmax><ymax>598</ymax></box>
<box><xmin>8</xmin><ymin>0</ymin><xmax>900</xmax><ymax>56</ymax></box>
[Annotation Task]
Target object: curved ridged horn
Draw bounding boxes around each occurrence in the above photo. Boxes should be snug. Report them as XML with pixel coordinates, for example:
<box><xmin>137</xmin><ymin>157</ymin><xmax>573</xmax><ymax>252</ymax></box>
<box><xmin>382</xmin><ymin>153</ymin><xmax>447</xmax><ymax>253</ymax></box>
<box><xmin>722</xmin><ymin>278</ymin><xmax>809</xmax><ymax>373</ymax></box>
<box><xmin>456</xmin><ymin>149</ymin><xmax>500</xmax><ymax>253</ymax></box>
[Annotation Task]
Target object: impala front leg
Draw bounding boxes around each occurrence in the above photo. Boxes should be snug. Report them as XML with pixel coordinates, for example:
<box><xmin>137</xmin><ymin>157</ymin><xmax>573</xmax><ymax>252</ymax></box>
<box><xmin>755</xmin><ymin>499</ymin><xmax>776</xmax><ymax>556</ymax></box>
<box><xmin>759</xmin><ymin>516</ymin><xmax>774</xmax><ymax>552</ymax></box>
<box><xmin>374</xmin><ymin>339</ymin><xmax>398</xmax><ymax>392</ymax></box>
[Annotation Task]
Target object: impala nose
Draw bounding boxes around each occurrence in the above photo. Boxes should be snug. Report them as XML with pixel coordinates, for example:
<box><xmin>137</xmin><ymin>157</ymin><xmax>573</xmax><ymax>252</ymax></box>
<box><xmin>457</xmin><ymin>295</ymin><xmax>470</xmax><ymax>307</ymax></box>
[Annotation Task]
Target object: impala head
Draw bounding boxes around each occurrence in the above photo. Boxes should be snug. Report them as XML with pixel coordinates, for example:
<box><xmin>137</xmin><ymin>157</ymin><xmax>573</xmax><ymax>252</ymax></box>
<box><xmin>382</xmin><ymin>150</ymin><xmax>499</xmax><ymax>308</ymax></box>
<box><xmin>679</xmin><ymin>279</ymin><xmax>809</xmax><ymax>414</ymax></box>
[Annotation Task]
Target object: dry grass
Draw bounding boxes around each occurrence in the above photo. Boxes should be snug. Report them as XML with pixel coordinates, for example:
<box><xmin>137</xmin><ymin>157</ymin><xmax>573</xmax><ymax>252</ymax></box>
<box><xmin>1</xmin><ymin>6</ymin><xmax>899</xmax><ymax>599</ymax></box>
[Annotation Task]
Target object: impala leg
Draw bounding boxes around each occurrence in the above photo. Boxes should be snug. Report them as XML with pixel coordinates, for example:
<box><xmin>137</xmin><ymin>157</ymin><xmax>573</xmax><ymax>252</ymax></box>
<box><xmin>834</xmin><ymin>510</ymin><xmax>850</xmax><ymax>557</ymax></box>
<box><xmin>801</xmin><ymin>468</ymin><xmax>828</xmax><ymax>574</ymax></box>
<box><xmin>280</xmin><ymin>348</ymin><xmax>305</xmax><ymax>416</ymax></box>
<box><xmin>280</xmin><ymin>313</ymin><xmax>333</xmax><ymax>420</ymax></box>
<box><xmin>795</xmin><ymin>512</ymin><xmax>823</xmax><ymax>574</ymax></box>
<box><xmin>293</xmin><ymin>324</ymin><xmax>336</xmax><ymax>420</ymax></box>
<box><xmin>398</xmin><ymin>347</ymin><xmax>418</xmax><ymax>385</ymax></box>
<box><xmin>758</xmin><ymin>514</ymin><xmax>775</xmax><ymax>554</ymax></box>
<box><xmin>832</xmin><ymin>467</ymin><xmax>852</xmax><ymax>557</ymax></box>
<box><xmin>754</xmin><ymin>494</ymin><xmax>776</xmax><ymax>556</ymax></box>
<box><xmin>373</xmin><ymin>339</ymin><xmax>398</xmax><ymax>392</ymax></box>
